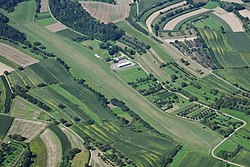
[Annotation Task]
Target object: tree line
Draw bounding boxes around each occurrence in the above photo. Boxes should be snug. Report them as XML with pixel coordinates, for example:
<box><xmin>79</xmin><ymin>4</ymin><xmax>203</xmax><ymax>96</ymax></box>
<box><xmin>0</xmin><ymin>0</ymin><xmax>25</xmax><ymax>12</ymax></box>
<box><xmin>49</xmin><ymin>0</ymin><xmax>125</xmax><ymax>42</ymax></box>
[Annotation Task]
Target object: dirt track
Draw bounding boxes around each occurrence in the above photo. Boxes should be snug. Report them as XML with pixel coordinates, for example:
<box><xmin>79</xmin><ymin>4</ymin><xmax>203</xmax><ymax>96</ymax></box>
<box><xmin>146</xmin><ymin>1</ymin><xmax>186</xmax><ymax>33</ymax></box>
<box><xmin>41</xmin><ymin>129</ymin><xmax>62</xmax><ymax>167</ymax></box>
<box><xmin>163</xmin><ymin>8</ymin><xmax>209</xmax><ymax>30</ymax></box>
<box><xmin>80</xmin><ymin>1</ymin><xmax>130</xmax><ymax>23</ymax></box>
<box><xmin>0</xmin><ymin>43</ymin><xmax>38</xmax><ymax>67</ymax></box>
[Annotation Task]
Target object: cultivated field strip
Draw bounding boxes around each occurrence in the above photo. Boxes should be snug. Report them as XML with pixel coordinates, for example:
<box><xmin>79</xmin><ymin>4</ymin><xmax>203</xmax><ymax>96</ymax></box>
<box><xmin>146</xmin><ymin>1</ymin><xmax>187</xmax><ymax>33</ymax></box>
<box><xmin>116</xmin><ymin>0</ymin><xmax>132</xmax><ymax>5</ymax></box>
<box><xmin>40</xmin><ymin>0</ymin><xmax>48</xmax><ymax>12</ymax></box>
<box><xmin>163</xmin><ymin>8</ymin><xmax>209</xmax><ymax>30</ymax></box>
<box><xmin>0</xmin><ymin>62</ymin><xmax>14</xmax><ymax>75</ymax></box>
<box><xmin>80</xmin><ymin>1</ymin><xmax>130</xmax><ymax>23</ymax></box>
<box><xmin>0</xmin><ymin>43</ymin><xmax>39</xmax><ymax>67</ymax></box>
<box><xmin>239</xmin><ymin>9</ymin><xmax>250</xmax><ymax>18</ymax></box>
<box><xmin>7</xmin><ymin>118</ymin><xmax>47</xmax><ymax>142</ymax></box>
<box><xmin>213</xmin><ymin>11</ymin><xmax>244</xmax><ymax>32</ymax></box>
<box><xmin>44</xmin><ymin>22</ymin><xmax>67</xmax><ymax>33</ymax></box>
<box><xmin>40</xmin><ymin>129</ymin><xmax>62</xmax><ymax>167</ymax></box>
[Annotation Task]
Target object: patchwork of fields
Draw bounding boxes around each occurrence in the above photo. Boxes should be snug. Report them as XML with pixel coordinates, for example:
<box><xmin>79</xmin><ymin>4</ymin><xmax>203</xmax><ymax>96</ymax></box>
<box><xmin>0</xmin><ymin>0</ymin><xmax>249</xmax><ymax>166</ymax></box>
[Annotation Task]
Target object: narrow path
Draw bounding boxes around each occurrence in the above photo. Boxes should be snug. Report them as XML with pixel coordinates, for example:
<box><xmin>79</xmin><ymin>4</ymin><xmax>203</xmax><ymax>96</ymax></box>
<box><xmin>4</xmin><ymin>74</ymin><xmax>13</xmax><ymax>93</ymax></box>
<box><xmin>136</xmin><ymin>0</ymin><xmax>139</xmax><ymax>15</ymax></box>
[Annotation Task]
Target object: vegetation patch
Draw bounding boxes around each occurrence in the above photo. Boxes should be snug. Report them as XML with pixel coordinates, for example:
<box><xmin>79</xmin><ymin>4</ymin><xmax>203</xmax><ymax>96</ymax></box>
<box><xmin>0</xmin><ymin>114</ymin><xmax>13</xmax><ymax>139</ymax></box>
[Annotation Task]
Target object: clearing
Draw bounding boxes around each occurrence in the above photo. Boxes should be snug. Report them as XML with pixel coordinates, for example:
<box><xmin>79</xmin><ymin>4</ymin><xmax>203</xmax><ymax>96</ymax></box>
<box><xmin>213</xmin><ymin>10</ymin><xmax>244</xmax><ymax>32</ymax></box>
<box><xmin>163</xmin><ymin>8</ymin><xmax>209</xmax><ymax>30</ymax></box>
<box><xmin>80</xmin><ymin>1</ymin><xmax>130</xmax><ymax>23</ymax></box>
<box><xmin>40</xmin><ymin>0</ymin><xmax>48</xmax><ymax>12</ymax></box>
<box><xmin>0</xmin><ymin>43</ymin><xmax>38</xmax><ymax>67</ymax></box>
<box><xmin>146</xmin><ymin>1</ymin><xmax>187</xmax><ymax>33</ymax></box>
<box><xmin>44</xmin><ymin>22</ymin><xmax>67</xmax><ymax>33</ymax></box>
<box><xmin>6</xmin><ymin>118</ymin><xmax>47</xmax><ymax>142</ymax></box>
<box><xmin>40</xmin><ymin>129</ymin><xmax>62</xmax><ymax>167</ymax></box>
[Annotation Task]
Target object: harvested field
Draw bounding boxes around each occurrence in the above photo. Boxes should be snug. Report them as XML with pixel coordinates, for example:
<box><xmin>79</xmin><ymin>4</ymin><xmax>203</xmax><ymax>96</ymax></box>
<box><xmin>115</xmin><ymin>0</ymin><xmax>132</xmax><ymax>5</ymax></box>
<box><xmin>6</xmin><ymin>118</ymin><xmax>47</xmax><ymax>142</ymax></box>
<box><xmin>0</xmin><ymin>62</ymin><xmax>14</xmax><ymax>75</ymax></box>
<box><xmin>44</xmin><ymin>22</ymin><xmax>67</xmax><ymax>33</ymax></box>
<box><xmin>213</xmin><ymin>6</ymin><xmax>228</xmax><ymax>14</ymax></box>
<box><xmin>40</xmin><ymin>129</ymin><xmax>62</xmax><ymax>167</ymax></box>
<box><xmin>239</xmin><ymin>9</ymin><xmax>250</xmax><ymax>18</ymax></box>
<box><xmin>213</xmin><ymin>11</ymin><xmax>244</xmax><ymax>32</ymax></box>
<box><xmin>146</xmin><ymin>1</ymin><xmax>186</xmax><ymax>33</ymax></box>
<box><xmin>0</xmin><ymin>43</ymin><xmax>38</xmax><ymax>67</ymax></box>
<box><xmin>40</xmin><ymin>0</ymin><xmax>48</xmax><ymax>12</ymax></box>
<box><xmin>80</xmin><ymin>2</ymin><xmax>130</xmax><ymax>23</ymax></box>
<box><xmin>163</xmin><ymin>8</ymin><xmax>209</xmax><ymax>30</ymax></box>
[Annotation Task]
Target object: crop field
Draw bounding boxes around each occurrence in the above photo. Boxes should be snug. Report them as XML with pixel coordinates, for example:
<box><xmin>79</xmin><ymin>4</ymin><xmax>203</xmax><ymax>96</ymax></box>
<box><xmin>3</xmin><ymin>1</ymin><xmax>229</xmax><ymax>165</ymax></box>
<box><xmin>146</xmin><ymin>1</ymin><xmax>187</xmax><ymax>33</ymax></box>
<box><xmin>138</xmin><ymin>0</ymin><xmax>171</xmax><ymax>14</ymax></box>
<box><xmin>10</xmin><ymin>97</ymin><xmax>50</xmax><ymax>120</ymax></box>
<box><xmin>49</xmin><ymin>125</ymin><xmax>71</xmax><ymax>156</ymax></box>
<box><xmin>0</xmin><ymin>43</ymin><xmax>39</xmax><ymax>67</ymax></box>
<box><xmin>0</xmin><ymin>62</ymin><xmax>14</xmax><ymax>75</ymax></box>
<box><xmin>199</xmin><ymin>29</ymin><xmax>248</xmax><ymax>68</ymax></box>
<box><xmin>202</xmin><ymin>1</ymin><xmax>219</xmax><ymax>9</ymax></box>
<box><xmin>0</xmin><ymin>115</ymin><xmax>13</xmax><ymax>140</ymax></box>
<box><xmin>239</xmin><ymin>9</ymin><xmax>250</xmax><ymax>18</ymax></box>
<box><xmin>40</xmin><ymin>129</ymin><xmax>62</xmax><ymax>167</ymax></box>
<box><xmin>191</xmin><ymin>14</ymin><xmax>232</xmax><ymax>31</ymax></box>
<box><xmin>40</xmin><ymin>0</ymin><xmax>48</xmax><ymax>12</ymax></box>
<box><xmin>80</xmin><ymin>2</ymin><xmax>130</xmax><ymax>23</ymax></box>
<box><xmin>198</xmin><ymin>74</ymin><xmax>238</xmax><ymax>94</ymax></box>
<box><xmin>0</xmin><ymin>55</ymin><xmax>19</xmax><ymax>69</ymax></box>
<box><xmin>56</xmin><ymin>29</ymin><xmax>83</xmax><ymax>40</ymax></box>
<box><xmin>226</xmin><ymin>32</ymin><xmax>250</xmax><ymax>53</ymax></box>
<box><xmin>164</xmin><ymin>8</ymin><xmax>209</xmax><ymax>30</ymax></box>
<box><xmin>72</xmin><ymin>150</ymin><xmax>90</xmax><ymax>167</ymax></box>
<box><xmin>30</xmin><ymin>136</ymin><xmax>47</xmax><ymax>167</ymax></box>
<box><xmin>44</xmin><ymin>22</ymin><xmax>67</xmax><ymax>33</ymax></box>
<box><xmin>213</xmin><ymin>12</ymin><xmax>244</xmax><ymax>32</ymax></box>
<box><xmin>6</xmin><ymin>118</ymin><xmax>47</xmax><ymax>142</ymax></box>
<box><xmin>214</xmin><ymin>68</ymin><xmax>250</xmax><ymax>91</ymax></box>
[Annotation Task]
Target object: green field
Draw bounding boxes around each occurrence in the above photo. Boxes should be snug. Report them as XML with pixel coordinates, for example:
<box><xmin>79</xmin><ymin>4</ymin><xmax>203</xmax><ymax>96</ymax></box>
<box><xmin>30</xmin><ymin>137</ymin><xmax>47</xmax><ymax>167</ymax></box>
<box><xmin>199</xmin><ymin>29</ymin><xmax>248</xmax><ymax>68</ymax></box>
<box><xmin>0</xmin><ymin>114</ymin><xmax>13</xmax><ymax>139</ymax></box>
<box><xmin>72</xmin><ymin>150</ymin><xmax>90</xmax><ymax>167</ymax></box>
<box><xmin>56</xmin><ymin>29</ymin><xmax>83</xmax><ymax>40</ymax></box>
<box><xmin>35</xmin><ymin>17</ymin><xmax>56</xmax><ymax>26</ymax></box>
<box><xmin>0</xmin><ymin>55</ymin><xmax>19</xmax><ymax>69</ymax></box>
<box><xmin>202</xmin><ymin>1</ymin><xmax>219</xmax><ymax>9</ymax></box>
<box><xmin>226</xmin><ymin>32</ymin><xmax>250</xmax><ymax>53</ymax></box>
<box><xmin>117</xmin><ymin>67</ymin><xmax>148</xmax><ymax>82</ymax></box>
<box><xmin>214</xmin><ymin>68</ymin><xmax>250</xmax><ymax>91</ymax></box>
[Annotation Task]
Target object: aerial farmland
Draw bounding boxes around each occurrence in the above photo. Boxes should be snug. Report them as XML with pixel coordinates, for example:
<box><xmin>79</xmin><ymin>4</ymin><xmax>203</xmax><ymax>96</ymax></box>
<box><xmin>0</xmin><ymin>0</ymin><xmax>249</xmax><ymax>166</ymax></box>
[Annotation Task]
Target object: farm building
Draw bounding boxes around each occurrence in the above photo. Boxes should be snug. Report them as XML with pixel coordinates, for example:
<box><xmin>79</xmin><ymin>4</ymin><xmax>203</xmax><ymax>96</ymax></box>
<box><xmin>117</xmin><ymin>61</ymin><xmax>132</xmax><ymax>68</ymax></box>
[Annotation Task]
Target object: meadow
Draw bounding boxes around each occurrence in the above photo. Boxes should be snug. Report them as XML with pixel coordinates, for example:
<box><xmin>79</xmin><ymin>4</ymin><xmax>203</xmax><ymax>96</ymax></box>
<box><xmin>202</xmin><ymin>1</ymin><xmax>219</xmax><ymax>9</ymax></box>
<box><xmin>30</xmin><ymin>137</ymin><xmax>48</xmax><ymax>167</ymax></box>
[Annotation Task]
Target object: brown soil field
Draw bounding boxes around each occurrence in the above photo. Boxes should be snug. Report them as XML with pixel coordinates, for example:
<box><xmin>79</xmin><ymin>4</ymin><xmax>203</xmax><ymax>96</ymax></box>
<box><xmin>80</xmin><ymin>2</ymin><xmax>130</xmax><ymax>23</ymax></box>
<box><xmin>44</xmin><ymin>22</ymin><xmax>67</xmax><ymax>33</ymax></box>
<box><xmin>0</xmin><ymin>43</ymin><xmax>39</xmax><ymax>67</ymax></box>
<box><xmin>6</xmin><ymin>118</ymin><xmax>47</xmax><ymax>142</ymax></box>
<box><xmin>0</xmin><ymin>62</ymin><xmax>14</xmax><ymax>75</ymax></box>
<box><xmin>40</xmin><ymin>0</ymin><xmax>48</xmax><ymax>12</ymax></box>
<box><xmin>40</xmin><ymin>129</ymin><xmax>62</xmax><ymax>167</ymax></box>
<box><xmin>213</xmin><ymin>10</ymin><xmax>244</xmax><ymax>32</ymax></box>
<box><xmin>239</xmin><ymin>9</ymin><xmax>250</xmax><ymax>18</ymax></box>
